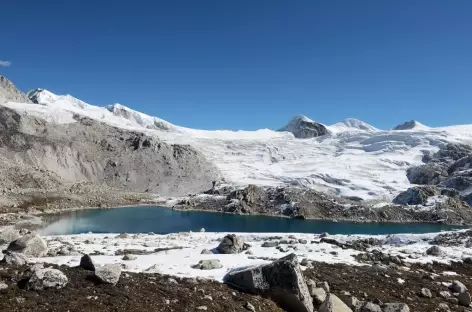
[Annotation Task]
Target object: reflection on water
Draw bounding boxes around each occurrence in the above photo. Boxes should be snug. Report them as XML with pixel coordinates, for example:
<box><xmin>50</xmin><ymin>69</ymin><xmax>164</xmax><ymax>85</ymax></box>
<box><xmin>41</xmin><ymin>206</ymin><xmax>463</xmax><ymax>235</ymax></box>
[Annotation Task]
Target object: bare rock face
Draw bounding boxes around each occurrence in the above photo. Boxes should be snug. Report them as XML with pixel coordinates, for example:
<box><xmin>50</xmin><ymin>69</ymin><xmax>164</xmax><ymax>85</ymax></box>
<box><xmin>7</xmin><ymin>233</ymin><xmax>48</xmax><ymax>257</ymax></box>
<box><xmin>225</xmin><ymin>253</ymin><xmax>314</xmax><ymax>312</ymax></box>
<box><xmin>393</xmin><ymin>186</ymin><xmax>440</xmax><ymax>205</ymax></box>
<box><xmin>279</xmin><ymin>115</ymin><xmax>331</xmax><ymax>139</ymax></box>
<box><xmin>0</xmin><ymin>76</ymin><xmax>32</xmax><ymax>104</ymax></box>
<box><xmin>27</xmin><ymin>268</ymin><xmax>68</xmax><ymax>290</ymax></box>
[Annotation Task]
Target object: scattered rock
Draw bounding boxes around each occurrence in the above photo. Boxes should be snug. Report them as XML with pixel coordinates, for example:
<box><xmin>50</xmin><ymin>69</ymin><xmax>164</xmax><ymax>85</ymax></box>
<box><xmin>439</xmin><ymin>291</ymin><xmax>451</xmax><ymax>299</ymax></box>
<box><xmin>79</xmin><ymin>254</ymin><xmax>95</xmax><ymax>271</ymax></box>
<box><xmin>0</xmin><ymin>282</ymin><xmax>7</xmax><ymax>290</ymax></box>
<box><xmin>168</xmin><ymin>278</ymin><xmax>178</xmax><ymax>285</ymax></box>
<box><xmin>217</xmin><ymin>234</ymin><xmax>247</xmax><ymax>254</ymax></box>
<box><xmin>299</xmin><ymin>239</ymin><xmax>308</xmax><ymax>244</ymax></box>
<box><xmin>192</xmin><ymin>260</ymin><xmax>223</xmax><ymax>270</ymax></box>
<box><xmin>361</xmin><ymin>302</ymin><xmax>381</xmax><ymax>312</ymax></box>
<box><xmin>225</xmin><ymin>253</ymin><xmax>314</xmax><ymax>312</ymax></box>
<box><xmin>7</xmin><ymin>233</ymin><xmax>48</xmax><ymax>257</ymax></box>
<box><xmin>458</xmin><ymin>291</ymin><xmax>471</xmax><ymax>307</ymax></box>
<box><xmin>115</xmin><ymin>233</ymin><xmax>129</xmax><ymax>239</ymax></box>
<box><xmin>261</xmin><ymin>241</ymin><xmax>279</xmax><ymax>248</ymax></box>
<box><xmin>122</xmin><ymin>254</ymin><xmax>137</xmax><ymax>261</ymax></box>
<box><xmin>449</xmin><ymin>280</ymin><xmax>468</xmax><ymax>293</ymax></box>
<box><xmin>27</xmin><ymin>268</ymin><xmax>68</xmax><ymax>290</ymax></box>
<box><xmin>435</xmin><ymin>303</ymin><xmax>450</xmax><ymax>312</ymax></box>
<box><xmin>446</xmin><ymin>297</ymin><xmax>458</xmax><ymax>305</ymax></box>
<box><xmin>196</xmin><ymin>306</ymin><xmax>208</xmax><ymax>311</ymax></box>
<box><xmin>382</xmin><ymin>303</ymin><xmax>410</xmax><ymax>312</ymax></box>
<box><xmin>94</xmin><ymin>264</ymin><xmax>122</xmax><ymax>286</ymax></box>
<box><xmin>244</xmin><ymin>301</ymin><xmax>256</xmax><ymax>312</ymax></box>
<box><xmin>201</xmin><ymin>249</ymin><xmax>213</xmax><ymax>255</ymax></box>
<box><xmin>319</xmin><ymin>293</ymin><xmax>353</xmax><ymax>312</ymax></box>
<box><xmin>426</xmin><ymin>246</ymin><xmax>444</xmax><ymax>256</ymax></box>
<box><xmin>420</xmin><ymin>288</ymin><xmax>432</xmax><ymax>298</ymax></box>
<box><xmin>1</xmin><ymin>251</ymin><xmax>27</xmax><ymax>266</ymax></box>
<box><xmin>319</xmin><ymin>281</ymin><xmax>330</xmax><ymax>293</ymax></box>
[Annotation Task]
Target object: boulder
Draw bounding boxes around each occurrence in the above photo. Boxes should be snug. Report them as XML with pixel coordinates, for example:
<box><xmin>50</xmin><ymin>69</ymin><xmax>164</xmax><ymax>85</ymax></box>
<box><xmin>319</xmin><ymin>293</ymin><xmax>353</xmax><ymax>312</ymax></box>
<box><xmin>192</xmin><ymin>260</ymin><xmax>223</xmax><ymax>270</ymax></box>
<box><xmin>201</xmin><ymin>249</ymin><xmax>213</xmax><ymax>255</ymax></box>
<box><xmin>225</xmin><ymin>253</ymin><xmax>314</xmax><ymax>312</ymax></box>
<box><xmin>7</xmin><ymin>233</ymin><xmax>47</xmax><ymax>257</ymax></box>
<box><xmin>122</xmin><ymin>254</ymin><xmax>137</xmax><ymax>261</ymax></box>
<box><xmin>217</xmin><ymin>234</ymin><xmax>247</xmax><ymax>254</ymax></box>
<box><xmin>1</xmin><ymin>251</ymin><xmax>27</xmax><ymax>266</ymax></box>
<box><xmin>458</xmin><ymin>291</ymin><xmax>471</xmax><ymax>307</ymax></box>
<box><xmin>80</xmin><ymin>254</ymin><xmax>95</xmax><ymax>271</ymax></box>
<box><xmin>311</xmin><ymin>287</ymin><xmax>327</xmax><ymax>305</ymax></box>
<box><xmin>383</xmin><ymin>303</ymin><xmax>410</xmax><ymax>312</ymax></box>
<box><xmin>27</xmin><ymin>268</ymin><xmax>68</xmax><ymax>290</ymax></box>
<box><xmin>434</xmin><ymin>303</ymin><xmax>450</xmax><ymax>312</ymax></box>
<box><xmin>426</xmin><ymin>246</ymin><xmax>443</xmax><ymax>256</ymax></box>
<box><xmin>94</xmin><ymin>264</ymin><xmax>121</xmax><ymax>286</ymax></box>
<box><xmin>449</xmin><ymin>280</ymin><xmax>468</xmax><ymax>293</ymax></box>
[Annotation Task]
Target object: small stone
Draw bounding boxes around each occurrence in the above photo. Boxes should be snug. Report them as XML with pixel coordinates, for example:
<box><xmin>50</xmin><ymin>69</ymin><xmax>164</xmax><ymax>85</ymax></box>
<box><xmin>115</xmin><ymin>233</ymin><xmax>129</xmax><ymax>239</ymax></box>
<box><xmin>244</xmin><ymin>302</ymin><xmax>256</xmax><ymax>312</ymax></box>
<box><xmin>439</xmin><ymin>291</ymin><xmax>451</xmax><ymax>299</ymax></box>
<box><xmin>319</xmin><ymin>281</ymin><xmax>330</xmax><ymax>293</ymax></box>
<box><xmin>165</xmin><ymin>299</ymin><xmax>170</xmax><ymax>305</ymax></box>
<box><xmin>383</xmin><ymin>303</ymin><xmax>410</xmax><ymax>312</ymax></box>
<box><xmin>122</xmin><ymin>254</ymin><xmax>137</xmax><ymax>261</ymax></box>
<box><xmin>203</xmin><ymin>295</ymin><xmax>212</xmax><ymax>301</ymax></box>
<box><xmin>196</xmin><ymin>306</ymin><xmax>207</xmax><ymax>311</ymax></box>
<box><xmin>168</xmin><ymin>278</ymin><xmax>178</xmax><ymax>285</ymax></box>
<box><xmin>261</xmin><ymin>241</ymin><xmax>278</xmax><ymax>248</ymax></box>
<box><xmin>458</xmin><ymin>291</ymin><xmax>471</xmax><ymax>307</ymax></box>
<box><xmin>361</xmin><ymin>302</ymin><xmax>382</xmax><ymax>312</ymax></box>
<box><xmin>298</xmin><ymin>239</ymin><xmax>308</xmax><ymax>244</ymax></box>
<box><xmin>200</xmin><ymin>228</ymin><xmax>205</xmax><ymax>232</ymax></box>
<box><xmin>446</xmin><ymin>297</ymin><xmax>458</xmax><ymax>305</ymax></box>
<box><xmin>192</xmin><ymin>259</ymin><xmax>223</xmax><ymax>270</ymax></box>
<box><xmin>435</xmin><ymin>303</ymin><xmax>451</xmax><ymax>312</ymax></box>
<box><xmin>200</xmin><ymin>249</ymin><xmax>213</xmax><ymax>255</ymax></box>
<box><xmin>320</xmin><ymin>232</ymin><xmax>329</xmax><ymax>238</ymax></box>
<box><xmin>426</xmin><ymin>246</ymin><xmax>444</xmax><ymax>256</ymax></box>
<box><xmin>420</xmin><ymin>288</ymin><xmax>432</xmax><ymax>298</ymax></box>
<box><xmin>0</xmin><ymin>282</ymin><xmax>8</xmax><ymax>290</ymax></box>
<box><xmin>463</xmin><ymin>257</ymin><xmax>472</xmax><ymax>264</ymax></box>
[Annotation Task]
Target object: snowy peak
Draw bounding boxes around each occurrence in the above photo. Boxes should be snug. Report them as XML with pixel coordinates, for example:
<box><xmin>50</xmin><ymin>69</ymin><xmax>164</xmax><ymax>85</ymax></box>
<box><xmin>28</xmin><ymin>88</ymin><xmax>91</xmax><ymax>110</ymax></box>
<box><xmin>393</xmin><ymin>120</ymin><xmax>429</xmax><ymax>131</ymax></box>
<box><xmin>105</xmin><ymin>103</ymin><xmax>175</xmax><ymax>131</ymax></box>
<box><xmin>279</xmin><ymin>115</ymin><xmax>330</xmax><ymax>138</ymax></box>
<box><xmin>329</xmin><ymin>118</ymin><xmax>378</xmax><ymax>133</ymax></box>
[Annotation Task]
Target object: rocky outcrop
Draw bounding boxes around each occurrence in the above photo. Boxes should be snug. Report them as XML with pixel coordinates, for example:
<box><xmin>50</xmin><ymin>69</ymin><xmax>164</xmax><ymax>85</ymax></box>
<box><xmin>7</xmin><ymin>233</ymin><xmax>48</xmax><ymax>257</ymax></box>
<box><xmin>0</xmin><ymin>76</ymin><xmax>32</xmax><ymax>104</ymax></box>
<box><xmin>393</xmin><ymin>186</ymin><xmax>441</xmax><ymax>205</ymax></box>
<box><xmin>0</xmin><ymin>104</ymin><xmax>220</xmax><ymax>196</ymax></box>
<box><xmin>26</xmin><ymin>268</ymin><xmax>68</xmax><ymax>290</ymax></box>
<box><xmin>225</xmin><ymin>254</ymin><xmax>314</xmax><ymax>312</ymax></box>
<box><xmin>217</xmin><ymin>234</ymin><xmax>248</xmax><ymax>254</ymax></box>
<box><xmin>393</xmin><ymin>120</ymin><xmax>427</xmax><ymax>131</ymax></box>
<box><xmin>279</xmin><ymin>115</ymin><xmax>331</xmax><ymax>139</ymax></box>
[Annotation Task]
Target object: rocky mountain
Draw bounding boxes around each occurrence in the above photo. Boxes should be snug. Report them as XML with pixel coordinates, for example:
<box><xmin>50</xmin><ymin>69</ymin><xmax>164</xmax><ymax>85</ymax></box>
<box><xmin>278</xmin><ymin>115</ymin><xmax>330</xmax><ymax>138</ymax></box>
<box><xmin>0</xmin><ymin>76</ymin><xmax>31</xmax><ymax>104</ymax></box>
<box><xmin>0</xmin><ymin>76</ymin><xmax>220</xmax><ymax>196</ymax></box>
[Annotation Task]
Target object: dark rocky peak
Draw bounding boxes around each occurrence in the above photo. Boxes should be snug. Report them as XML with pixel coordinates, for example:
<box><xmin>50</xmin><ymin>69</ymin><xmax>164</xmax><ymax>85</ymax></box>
<box><xmin>279</xmin><ymin>115</ymin><xmax>330</xmax><ymax>139</ymax></box>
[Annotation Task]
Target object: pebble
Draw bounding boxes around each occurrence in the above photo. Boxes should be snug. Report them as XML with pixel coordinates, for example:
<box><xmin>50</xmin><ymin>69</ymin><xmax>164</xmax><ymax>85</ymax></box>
<box><xmin>196</xmin><ymin>306</ymin><xmax>208</xmax><ymax>311</ymax></box>
<box><xmin>244</xmin><ymin>302</ymin><xmax>256</xmax><ymax>312</ymax></box>
<box><xmin>420</xmin><ymin>288</ymin><xmax>432</xmax><ymax>298</ymax></box>
<box><xmin>204</xmin><ymin>295</ymin><xmax>213</xmax><ymax>301</ymax></box>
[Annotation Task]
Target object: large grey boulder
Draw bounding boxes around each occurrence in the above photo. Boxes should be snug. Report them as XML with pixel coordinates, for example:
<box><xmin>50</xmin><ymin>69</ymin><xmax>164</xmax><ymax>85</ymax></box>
<box><xmin>1</xmin><ymin>251</ymin><xmax>28</xmax><ymax>266</ymax></box>
<box><xmin>225</xmin><ymin>253</ymin><xmax>314</xmax><ymax>312</ymax></box>
<box><xmin>279</xmin><ymin>115</ymin><xmax>331</xmax><ymax>139</ymax></box>
<box><xmin>383</xmin><ymin>303</ymin><xmax>410</xmax><ymax>312</ymax></box>
<box><xmin>27</xmin><ymin>268</ymin><xmax>68</xmax><ymax>290</ymax></box>
<box><xmin>94</xmin><ymin>264</ymin><xmax>121</xmax><ymax>286</ymax></box>
<box><xmin>217</xmin><ymin>234</ymin><xmax>247</xmax><ymax>254</ymax></box>
<box><xmin>7</xmin><ymin>233</ymin><xmax>47</xmax><ymax>257</ymax></box>
<box><xmin>319</xmin><ymin>293</ymin><xmax>353</xmax><ymax>312</ymax></box>
<box><xmin>426</xmin><ymin>246</ymin><xmax>444</xmax><ymax>256</ymax></box>
<box><xmin>360</xmin><ymin>302</ymin><xmax>381</xmax><ymax>312</ymax></box>
<box><xmin>458</xmin><ymin>292</ymin><xmax>471</xmax><ymax>307</ymax></box>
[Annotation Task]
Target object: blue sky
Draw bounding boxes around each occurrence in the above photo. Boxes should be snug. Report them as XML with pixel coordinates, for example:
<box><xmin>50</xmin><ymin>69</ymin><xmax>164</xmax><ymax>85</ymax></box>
<box><xmin>1</xmin><ymin>0</ymin><xmax>471</xmax><ymax>130</ymax></box>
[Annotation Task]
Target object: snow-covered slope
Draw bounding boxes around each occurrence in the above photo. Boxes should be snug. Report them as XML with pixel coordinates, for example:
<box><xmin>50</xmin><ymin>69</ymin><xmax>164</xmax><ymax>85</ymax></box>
<box><xmin>3</xmin><ymin>88</ymin><xmax>472</xmax><ymax>201</ymax></box>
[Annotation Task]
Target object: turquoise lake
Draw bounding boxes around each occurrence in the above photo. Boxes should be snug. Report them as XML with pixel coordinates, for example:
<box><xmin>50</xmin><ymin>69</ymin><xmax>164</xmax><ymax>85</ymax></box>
<box><xmin>41</xmin><ymin>206</ymin><xmax>464</xmax><ymax>235</ymax></box>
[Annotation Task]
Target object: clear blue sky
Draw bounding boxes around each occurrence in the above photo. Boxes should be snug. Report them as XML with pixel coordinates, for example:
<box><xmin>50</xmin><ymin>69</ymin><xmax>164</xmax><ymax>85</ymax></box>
<box><xmin>1</xmin><ymin>0</ymin><xmax>471</xmax><ymax>130</ymax></box>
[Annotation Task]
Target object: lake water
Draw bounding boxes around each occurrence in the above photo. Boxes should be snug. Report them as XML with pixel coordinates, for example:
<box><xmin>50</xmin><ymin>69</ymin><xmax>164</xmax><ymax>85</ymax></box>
<box><xmin>40</xmin><ymin>206</ymin><xmax>463</xmax><ymax>235</ymax></box>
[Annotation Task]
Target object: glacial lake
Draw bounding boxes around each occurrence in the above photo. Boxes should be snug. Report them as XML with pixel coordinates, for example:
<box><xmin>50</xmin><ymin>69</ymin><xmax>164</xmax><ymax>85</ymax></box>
<box><xmin>40</xmin><ymin>206</ymin><xmax>464</xmax><ymax>236</ymax></box>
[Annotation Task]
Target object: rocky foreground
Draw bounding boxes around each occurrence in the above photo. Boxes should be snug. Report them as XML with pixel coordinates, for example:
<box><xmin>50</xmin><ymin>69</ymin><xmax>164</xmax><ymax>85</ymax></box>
<box><xmin>1</xmin><ymin>228</ymin><xmax>472</xmax><ymax>311</ymax></box>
